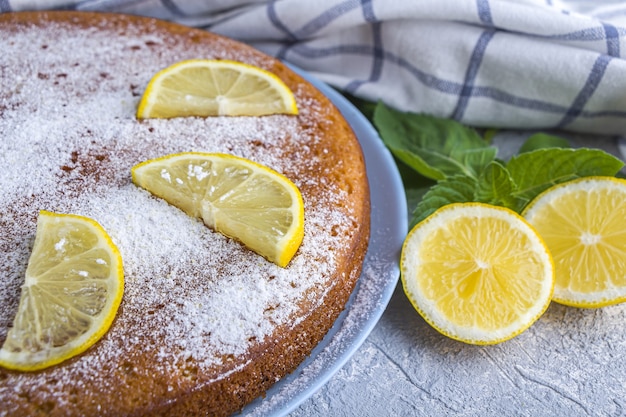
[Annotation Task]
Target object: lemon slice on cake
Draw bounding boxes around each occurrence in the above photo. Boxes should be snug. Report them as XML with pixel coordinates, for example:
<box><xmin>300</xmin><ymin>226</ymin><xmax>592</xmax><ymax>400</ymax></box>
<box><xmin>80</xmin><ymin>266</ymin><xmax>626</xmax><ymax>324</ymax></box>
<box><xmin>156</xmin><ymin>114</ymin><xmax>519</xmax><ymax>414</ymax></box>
<box><xmin>132</xmin><ymin>152</ymin><xmax>304</xmax><ymax>267</ymax></box>
<box><xmin>401</xmin><ymin>203</ymin><xmax>554</xmax><ymax>345</ymax></box>
<box><xmin>523</xmin><ymin>176</ymin><xmax>626</xmax><ymax>308</ymax></box>
<box><xmin>0</xmin><ymin>211</ymin><xmax>124</xmax><ymax>371</ymax></box>
<box><xmin>137</xmin><ymin>59</ymin><xmax>298</xmax><ymax>118</ymax></box>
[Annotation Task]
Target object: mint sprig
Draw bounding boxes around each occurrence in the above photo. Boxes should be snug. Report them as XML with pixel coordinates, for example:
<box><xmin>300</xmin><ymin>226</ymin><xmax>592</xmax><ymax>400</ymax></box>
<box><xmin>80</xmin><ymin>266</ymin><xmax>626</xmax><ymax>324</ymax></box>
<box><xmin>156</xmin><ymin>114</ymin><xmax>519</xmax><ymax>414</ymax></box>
<box><xmin>506</xmin><ymin>147</ymin><xmax>623</xmax><ymax>207</ymax></box>
<box><xmin>373</xmin><ymin>102</ymin><xmax>497</xmax><ymax>180</ymax></box>
<box><xmin>366</xmin><ymin>102</ymin><xmax>625</xmax><ymax>227</ymax></box>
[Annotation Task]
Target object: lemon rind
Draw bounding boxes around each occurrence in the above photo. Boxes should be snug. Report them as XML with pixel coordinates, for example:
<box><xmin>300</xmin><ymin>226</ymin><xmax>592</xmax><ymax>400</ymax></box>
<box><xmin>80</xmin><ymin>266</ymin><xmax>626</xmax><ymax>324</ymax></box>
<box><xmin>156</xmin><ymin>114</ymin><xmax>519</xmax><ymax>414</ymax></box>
<box><xmin>136</xmin><ymin>59</ymin><xmax>298</xmax><ymax>119</ymax></box>
<box><xmin>0</xmin><ymin>211</ymin><xmax>124</xmax><ymax>372</ymax></box>
<box><xmin>523</xmin><ymin>176</ymin><xmax>626</xmax><ymax>309</ymax></box>
<box><xmin>132</xmin><ymin>152</ymin><xmax>304</xmax><ymax>268</ymax></box>
<box><xmin>401</xmin><ymin>202</ymin><xmax>555</xmax><ymax>345</ymax></box>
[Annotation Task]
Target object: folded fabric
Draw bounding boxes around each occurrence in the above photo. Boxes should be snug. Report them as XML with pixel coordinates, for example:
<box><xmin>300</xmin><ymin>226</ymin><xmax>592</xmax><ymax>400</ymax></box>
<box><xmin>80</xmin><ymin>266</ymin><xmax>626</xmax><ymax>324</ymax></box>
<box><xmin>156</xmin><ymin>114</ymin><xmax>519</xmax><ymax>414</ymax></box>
<box><xmin>4</xmin><ymin>0</ymin><xmax>626</xmax><ymax>135</ymax></box>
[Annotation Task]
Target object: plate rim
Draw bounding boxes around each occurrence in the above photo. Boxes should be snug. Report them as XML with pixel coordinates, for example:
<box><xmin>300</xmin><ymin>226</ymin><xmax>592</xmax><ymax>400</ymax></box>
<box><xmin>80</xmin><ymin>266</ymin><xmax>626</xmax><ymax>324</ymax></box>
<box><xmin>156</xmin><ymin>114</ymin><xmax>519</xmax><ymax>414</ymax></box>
<box><xmin>241</xmin><ymin>64</ymin><xmax>408</xmax><ymax>416</ymax></box>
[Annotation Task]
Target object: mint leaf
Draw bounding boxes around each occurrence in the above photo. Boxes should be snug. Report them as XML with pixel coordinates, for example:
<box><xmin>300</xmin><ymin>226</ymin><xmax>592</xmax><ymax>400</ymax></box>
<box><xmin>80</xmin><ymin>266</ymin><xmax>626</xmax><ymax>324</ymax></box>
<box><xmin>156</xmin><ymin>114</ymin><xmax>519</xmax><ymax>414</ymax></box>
<box><xmin>410</xmin><ymin>162</ymin><xmax>524</xmax><ymax>226</ymax></box>
<box><xmin>518</xmin><ymin>133</ymin><xmax>571</xmax><ymax>154</ymax></box>
<box><xmin>350</xmin><ymin>96</ymin><xmax>625</xmax><ymax>224</ymax></box>
<box><xmin>476</xmin><ymin>161</ymin><xmax>524</xmax><ymax>210</ymax></box>
<box><xmin>409</xmin><ymin>147</ymin><xmax>624</xmax><ymax>224</ymax></box>
<box><xmin>507</xmin><ymin>148</ymin><xmax>625</xmax><ymax>209</ymax></box>
<box><xmin>373</xmin><ymin>103</ymin><xmax>497</xmax><ymax>180</ymax></box>
<box><xmin>411</xmin><ymin>175</ymin><xmax>477</xmax><ymax>227</ymax></box>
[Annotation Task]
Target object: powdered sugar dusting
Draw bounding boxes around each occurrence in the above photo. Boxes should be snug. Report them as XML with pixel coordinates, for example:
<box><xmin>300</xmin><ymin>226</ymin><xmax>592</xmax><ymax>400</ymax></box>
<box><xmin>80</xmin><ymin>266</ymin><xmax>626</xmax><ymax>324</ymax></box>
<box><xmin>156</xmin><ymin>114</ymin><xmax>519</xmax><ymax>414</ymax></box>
<box><xmin>0</xmin><ymin>15</ymin><xmax>366</xmax><ymax>413</ymax></box>
<box><xmin>246</xmin><ymin>239</ymin><xmax>401</xmax><ymax>416</ymax></box>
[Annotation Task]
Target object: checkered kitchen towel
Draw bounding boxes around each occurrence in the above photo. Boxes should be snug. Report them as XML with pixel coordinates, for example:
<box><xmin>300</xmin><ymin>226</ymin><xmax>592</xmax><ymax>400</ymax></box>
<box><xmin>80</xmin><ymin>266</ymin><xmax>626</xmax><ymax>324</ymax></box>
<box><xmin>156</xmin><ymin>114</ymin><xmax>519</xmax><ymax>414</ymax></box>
<box><xmin>4</xmin><ymin>0</ymin><xmax>626</xmax><ymax>135</ymax></box>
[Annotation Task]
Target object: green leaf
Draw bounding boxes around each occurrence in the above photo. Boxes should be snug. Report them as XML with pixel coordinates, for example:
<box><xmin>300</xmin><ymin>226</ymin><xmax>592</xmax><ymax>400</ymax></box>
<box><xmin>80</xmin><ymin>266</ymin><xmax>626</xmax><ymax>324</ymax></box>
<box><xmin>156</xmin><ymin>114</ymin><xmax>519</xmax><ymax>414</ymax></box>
<box><xmin>410</xmin><ymin>175</ymin><xmax>477</xmax><ymax>227</ymax></box>
<box><xmin>476</xmin><ymin>161</ymin><xmax>524</xmax><ymax>210</ymax></box>
<box><xmin>390</xmin><ymin>147</ymin><xmax>447</xmax><ymax>180</ymax></box>
<box><xmin>507</xmin><ymin>147</ymin><xmax>625</xmax><ymax>210</ymax></box>
<box><xmin>518</xmin><ymin>133</ymin><xmax>571</xmax><ymax>154</ymax></box>
<box><xmin>345</xmin><ymin>95</ymin><xmax>626</xmax><ymax>226</ymax></box>
<box><xmin>372</xmin><ymin>102</ymin><xmax>497</xmax><ymax>180</ymax></box>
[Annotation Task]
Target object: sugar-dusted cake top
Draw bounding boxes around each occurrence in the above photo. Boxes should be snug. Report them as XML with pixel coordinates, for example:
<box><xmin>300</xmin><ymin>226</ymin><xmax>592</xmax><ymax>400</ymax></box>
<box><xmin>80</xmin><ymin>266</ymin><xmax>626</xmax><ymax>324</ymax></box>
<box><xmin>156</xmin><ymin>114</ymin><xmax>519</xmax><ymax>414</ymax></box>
<box><xmin>0</xmin><ymin>12</ymin><xmax>369</xmax><ymax>415</ymax></box>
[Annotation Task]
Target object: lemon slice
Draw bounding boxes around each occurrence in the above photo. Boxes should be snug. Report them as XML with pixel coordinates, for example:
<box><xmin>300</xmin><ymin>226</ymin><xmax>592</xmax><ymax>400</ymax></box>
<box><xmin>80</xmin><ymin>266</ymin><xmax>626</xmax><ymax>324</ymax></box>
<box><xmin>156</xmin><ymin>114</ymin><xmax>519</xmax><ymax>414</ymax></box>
<box><xmin>401</xmin><ymin>203</ymin><xmax>554</xmax><ymax>345</ymax></box>
<box><xmin>0</xmin><ymin>211</ymin><xmax>124</xmax><ymax>371</ymax></box>
<box><xmin>136</xmin><ymin>59</ymin><xmax>298</xmax><ymax>118</ymax></box>
<box><xmin>132</xmin><ymin>152</ymin><xmax>304</xmax><ymax>267</ymax></box>
<box><xmin>523</xmin><ymin>176</ymin><xmax>626</xmax><ymax>308</ymax></box>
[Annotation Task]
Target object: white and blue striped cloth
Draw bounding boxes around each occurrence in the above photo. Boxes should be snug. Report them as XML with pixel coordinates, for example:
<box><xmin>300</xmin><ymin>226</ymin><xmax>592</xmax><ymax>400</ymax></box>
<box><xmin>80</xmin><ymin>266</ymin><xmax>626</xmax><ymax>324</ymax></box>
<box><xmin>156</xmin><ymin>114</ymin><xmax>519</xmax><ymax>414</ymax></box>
<box><xmin>4</xmin><ymin>0</ymin><xmax>626</xmax><ymax>135</ymax></box>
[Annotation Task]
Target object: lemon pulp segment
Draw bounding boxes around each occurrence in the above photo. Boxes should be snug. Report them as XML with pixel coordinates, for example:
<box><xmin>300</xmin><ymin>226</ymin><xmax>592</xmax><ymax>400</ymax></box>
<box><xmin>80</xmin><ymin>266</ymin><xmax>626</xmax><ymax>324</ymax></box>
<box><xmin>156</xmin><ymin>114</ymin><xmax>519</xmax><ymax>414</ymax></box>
<box><xmin>137</xmin><ymin>59</ymin><xmax>298</xmax><ymax>118</ymax></box>
<box><xmin>402</xmin><ymin>203</ymin><xmax>554</xmax><ymax>344</ymax></box>
<box><xmin>0</xmin><ymin>211</ymin><xmax>124</xmax><ymax>371</ymax></box>
<box><xmin>523</xmin><ymin>176</ymin><xmax>626</xmax><ymax>308</ymax></box>
<box><xmin>132</xmin><ymin>152</ymin><xmax>304</xmax><ymax>267</ymax></box>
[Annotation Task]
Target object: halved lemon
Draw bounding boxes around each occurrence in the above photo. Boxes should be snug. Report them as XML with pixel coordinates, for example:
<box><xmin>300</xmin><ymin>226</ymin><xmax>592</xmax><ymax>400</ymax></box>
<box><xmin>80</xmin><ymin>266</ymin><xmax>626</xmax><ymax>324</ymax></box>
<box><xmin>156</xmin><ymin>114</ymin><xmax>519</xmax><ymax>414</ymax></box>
<box><xmin>401</xmin><ymin>203</ymin><xmax>554</xmax><ymax>345</ymax></box>
<box><xmin>523</xmin><ymin>176</ymin><xmax>626</xmax><ymax>308</ymax></box>
<box><xmin>136</xmin><ymin>59</ymin><xmax>298</xmax><ymax>118</ymax></box>
<box><xmin>0</xmin><ymin>211</ymin><xmax>124</xmax><ymax>371</ymax></box>
<box><xmin>131</xmin><ymin>152</ymin><xmax>304</xmax><ymax>267</ymax></box>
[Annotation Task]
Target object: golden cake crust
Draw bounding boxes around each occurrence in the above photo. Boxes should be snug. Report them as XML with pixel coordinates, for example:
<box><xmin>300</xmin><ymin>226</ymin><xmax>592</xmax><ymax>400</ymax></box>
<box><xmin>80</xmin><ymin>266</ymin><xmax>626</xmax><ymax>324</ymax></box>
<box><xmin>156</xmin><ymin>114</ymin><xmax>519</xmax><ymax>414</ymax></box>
<box><xmin>0</xmin><ymin>10</ymin><xmax>370</xmax><ymax>417</ymax></box>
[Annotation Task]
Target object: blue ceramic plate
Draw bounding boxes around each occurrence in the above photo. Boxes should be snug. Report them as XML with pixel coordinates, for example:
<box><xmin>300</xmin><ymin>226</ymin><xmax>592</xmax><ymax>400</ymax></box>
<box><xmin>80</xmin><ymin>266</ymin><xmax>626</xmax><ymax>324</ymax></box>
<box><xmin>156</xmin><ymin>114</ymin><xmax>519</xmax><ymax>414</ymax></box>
<box><xmin>241</xmin><ymin>66</ymin><xmax>408</xmax><ymax>416</ymax></box>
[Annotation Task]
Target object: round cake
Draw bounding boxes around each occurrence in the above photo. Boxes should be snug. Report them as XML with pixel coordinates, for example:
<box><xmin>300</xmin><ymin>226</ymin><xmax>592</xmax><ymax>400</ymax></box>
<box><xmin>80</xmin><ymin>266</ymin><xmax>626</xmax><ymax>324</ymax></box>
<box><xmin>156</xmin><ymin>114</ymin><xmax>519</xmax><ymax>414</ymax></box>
<box><xmin>0</xmin><ymin>11</ymin><xmax>370</xmax><ymax>417</ymax></box>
